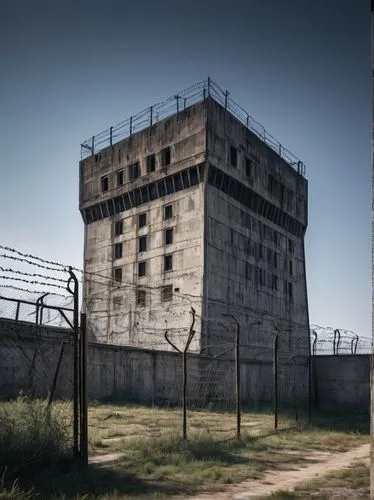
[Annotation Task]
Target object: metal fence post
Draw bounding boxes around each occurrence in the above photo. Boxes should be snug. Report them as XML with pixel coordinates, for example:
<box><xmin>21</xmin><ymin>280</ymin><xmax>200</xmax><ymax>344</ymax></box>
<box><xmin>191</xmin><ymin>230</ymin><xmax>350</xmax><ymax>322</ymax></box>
<box><xmin>273</xmin><ymin>331</ymin><xmax>279</xmax><ymax>430</ymax></box>
<box><xmin>223</xmin><ymin>314</ymin><xmax>240</xmax><ymax>438</ymax></box>
<box><xmin>80</xmin><ymin>313</ymin><xmax>88</xmax><ymax>464</ymax></box>
<box><xmin>67</xmin><ymin>267</ymin><xmax>79</xmax><ymax>458</ymax></box>
<box><xmin>165</xmin><ymin>308</ymin><xmax>196</xmax><ymax>440</ymax></box>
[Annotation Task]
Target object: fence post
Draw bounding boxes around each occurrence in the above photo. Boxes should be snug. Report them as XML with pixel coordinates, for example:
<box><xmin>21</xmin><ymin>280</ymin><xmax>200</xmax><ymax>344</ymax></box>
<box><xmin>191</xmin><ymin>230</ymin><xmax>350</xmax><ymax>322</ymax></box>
<box><xmin>67</xmin><ymin>267</ymin><xmax>79</xmax><ymax>458</ymax></box>
<box><xmin>91</xmin><ymin>136</ymin><xmax>94</xmax><ymax>156</ymax></box>
<box><xmin>150</xmin><ymin>106</ymin><xmax>153</xmax><ymax>127</ymax></box>
<box><xmin>80</xmin><ymin>313</ymin><xmax>88</xmax><ymax>464</ymax></box>
<box><xmin>165</xmin><ymin>308</ymin><xmax>196</xmax><ymax>440</ymax></box>
<box><xmin>110</xmin><ymin>126</ymin><xmax>113</xmax><ymax>146</ymax></box>
<box><xmin>273</xmin><ymin>332</ymin><xmax>279</xmax><ymax>430</ymax></box>
<box><xmin>223</xmin><ymin>314</ymin><xmax>241</xmax><ymax>439</ymax></box>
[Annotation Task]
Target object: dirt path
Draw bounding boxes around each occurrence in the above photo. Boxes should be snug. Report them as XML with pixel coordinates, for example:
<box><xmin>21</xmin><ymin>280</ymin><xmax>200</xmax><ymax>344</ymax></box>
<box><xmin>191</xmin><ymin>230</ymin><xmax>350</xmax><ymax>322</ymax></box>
<box><xmin>179</xmin><ymin>443</ymin><xmax>369</xmax><ymax>500</ymax></box>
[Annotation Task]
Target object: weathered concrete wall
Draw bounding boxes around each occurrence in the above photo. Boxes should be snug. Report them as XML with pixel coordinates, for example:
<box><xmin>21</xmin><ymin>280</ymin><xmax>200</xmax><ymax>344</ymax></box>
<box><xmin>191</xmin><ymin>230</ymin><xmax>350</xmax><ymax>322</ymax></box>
<box><xmin>204</xmin><ymin>99</ymin><xmax>309</xmax><ymax>359</ymax></box>
<box><xmin>0</xmin><ymin>322</ymin><xmax>308</xmax><ymax>408</ymax></box>
<box><xmin>312</xmin><ymin>354</ymin><xmax>370</xmax><ymax>412</ymax></box>
<box><xmin>80</xmin><ymin>101</ymin><xmax>208</xmax><ymax>352</ymax></box>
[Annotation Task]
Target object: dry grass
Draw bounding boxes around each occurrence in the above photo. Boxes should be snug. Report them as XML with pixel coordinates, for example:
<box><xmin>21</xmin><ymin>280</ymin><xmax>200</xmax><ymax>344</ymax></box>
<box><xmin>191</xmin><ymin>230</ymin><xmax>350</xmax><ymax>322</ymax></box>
<box><xmin>0</xmin><ymin>400</ymin><xmax>369</xmax><ymax>499</ymax></box>
<box><xmin>266</xmin><ymin>462</ymin><xmax>370</xmax><ymax>499</ymax></box>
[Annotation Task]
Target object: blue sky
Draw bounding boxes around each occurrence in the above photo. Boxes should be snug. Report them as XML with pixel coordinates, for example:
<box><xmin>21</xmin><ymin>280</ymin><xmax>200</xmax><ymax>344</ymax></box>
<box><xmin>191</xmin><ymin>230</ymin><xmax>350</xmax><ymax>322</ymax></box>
<box><xmin>0</xmin><ymin>0</ymin><xmax>370</xmax><ymax>336</ymax></box>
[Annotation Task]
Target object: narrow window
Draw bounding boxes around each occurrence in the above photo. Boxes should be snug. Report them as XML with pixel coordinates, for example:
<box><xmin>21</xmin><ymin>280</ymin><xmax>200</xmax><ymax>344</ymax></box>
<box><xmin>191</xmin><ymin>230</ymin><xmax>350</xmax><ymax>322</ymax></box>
<box><xmin>113</xmin><ymin>296</ymin><xmax>122</xmax><ymax>308</ymax></box>
<box><xmin>146</xmin><ymin>153</ymin><xmax>156</xmax><ymax>173</ymax></box>
<box><xmin>289</xmin><ymin>260</ymin><xmax>293</xmax><ymax>276</ymax></box>
<box><xmin>161</xmin><ymin>146</ymin><xmax>171</xmax><ymax>167</ymax></box>
<box><xmin>138</xmin><ymin>261</ymin><xmax>146</xmax><ymax>277</ymax></box>
<box><xmin>129</xmin><ymin>161</ymin><xmax>140</xmax><ymax>181</ymax></box>
<box><xmin>165</xmin><ymin>228</ymin><xmax>173</xmax><ymax>245</ymax></box>
<box><xmin>289</xmin><ymin>238</ymin><xmax>294</xmax><ymax>253</ymax></box>
<box><xmin>114</xmin><ymin>243</ymin><xmax>123</xmax><ymax>260</ymax></box>
<box><xmin>117</xmin><ymin>170</ymin><xmax>124</xmax><ymax>186</ymax></box>
<box><xmin>101</xmin><ymin>175</ymin><xmax>109</xmax><ymax>192</ymax></box>
<box><xmin>258</xmin><ymin>243</ymin><xmax>263</xmax><ymax>260</ymax></box>
<box><xmin>288</xmin><ymin>282</ymin><xmax>293</xmax><ymax>299</ymax></box>
<box><xmin>164</xmin><ymin>204</ymin><xmax>173</xmax><ymax>220</ymax></box>
<box><xmin>139</xmin><ymin>236</ymin><xmax>147</xmax><ymax>252</ymax></box>
<box><xmin>164</xmin><ymin>254</ymin><xmax>173</xmax><ymax>272</ymax></box>
<box><xmin>113</xmin><ymin>267</ymin><xmax>122</xmax><ymax>283</ymax></box>
<box><xmin>230</xmin><ymin>146</ymin><xmax>238</xmax><ymax>167</ymax></box>
<box><xmin>161</xmin><ymin>284</ymin><xmax>173</xmax><ymax>302</ymax></box>
<box><xmin>272</xmin><ymin>274</ymin><xmax>278</xmax><ymax>291</ymax></box>
<box><xmin>245</xmin><ymin>157</ymin><xmax>252</xmax><ymax>177</ymax></box>
<box><xmin>139</xmin><ymin>213</ymin><xmax>147</xmax><ymax>228</ymax></box>
<box><xmin>273</xmin><ymin>230</ymin><xmax>278</xmax><ymax>245</ymax></box>
<box><xmin>114</xmin><ymin>221</ymin><xmax>123</xmax><ymax>236</ymax></box>
<box><xmin>273</xmin><ymin>252</ymin><xmax>278</xmax><ymax>268</ymax></box>
<box><xmin>136</xmin><ymin>289</ymin><xmax>146</xmax><ymax>307</ymax></box>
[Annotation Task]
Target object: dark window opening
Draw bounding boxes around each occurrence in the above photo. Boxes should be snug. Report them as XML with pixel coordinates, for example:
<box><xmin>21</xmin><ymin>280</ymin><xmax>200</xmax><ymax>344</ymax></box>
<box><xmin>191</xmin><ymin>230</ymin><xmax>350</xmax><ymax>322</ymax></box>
<box><xmin>257</xmin><ymin>268</ymin><xmax>265</xmax><ymax>286</ymax></box>
<box><xmin>129</xmin><ymin>162</ymin><xmax>140</xmax><ymax>180</ymax></box>
<box><xmin>136</xmin><ymin>289</ymin><xmax>146</xmax><ymax>306</ymax></box>
<box><xmin>117</xmin><ymin>170</ymin><xmax>124</xmax><ymax>186</ymax></box>
<box><xmin>230</xmin><ymin>146</ymin><xmax>238</xmax><ymax>167</ymax></box>
<box><xmin>258</xmin><ymin>244</ymin><xmax>263</xmax><ymax>260</ymax></box>
<box><xmin>164</xmin><ymin>254</ymin><xmax>173</xmax><ymax>271</ymax></box>
<box><xmin>146</xmin><ymin>154</ymin><xmax>156</xmax><ymax>173</ymax></box>
<box><xmin>273</xmin><ymin>252</ymin><xmax>278</xmax><ymax>268</ymax></box>
<box><xmin>95</xmin><ymin>154</ymin><xmax>102</xmax><ymax>163</ymax></box>
<box><xmin>138</xmin><ymin>261</ymin><xmax>146</xmax><ymax>277</ymax></box>
<box><xmin>101</xmin><ymin>176</ymin><xmax>109</xmax><ymax>192</ymax></box>
<box><xmin>272</xmin><ymin>274</ymin><xmax>278</xmax><ymax>291</ymax></box>
<box><xmin>289</xmin><ymin>238</ymin><xmax>294</xmax><ymax>253</ymax></box>
<box><xmin>158</xmin><ymin>179</ymin><xmax>166</xmax><ymax>197</ymax></box>
<box><xmin>161</xmin><ymin>284</ymin><xmax>173</xmax><ymax>302</ymax></box>
<box><xmin>139</xmin><ymin>236</ymin><xmax>147</xmax><ymax>252</ymax></box>
<box><xmin>113</xmin><ymin>267</ymin><xmax>122</xmax><ymax>283</ymax></box>
<box><xmin>114</xmin><ymin>243</ymin><xmax>123</xmax><ymax>260</ymax></box>
<box><xmin>114</xmin><ymin>221</ymin><xmax>123</xmax><ymax>236</ymax></box>
<box><xmin>189</xmin><ymin>166</ymin><xmax>199</xmax><ymax>185</ymax></box>
<box><xmin>165</xmin><ymin>228</ymin><xmax>173</xmax><ymax>245</ymax></box>
<box><xmin>273</xmin><ymin>230</ymin><xmax>278</xmax><ymax>245</ymax></box>
<box><xmin>288</xmin><ymin>282</ymin><xmax>293</xmax><ymax>299</ymax></box>
<box><xmin>100</xmin><ymin>203</ymin><xmax>109</xmax><ymax>218</ymax></box>
<box><xmin>164</xmin><ymin>204</ymin><xmax>173</xmax><ymax>219</ymax></box>
<box><xmin>289</xmin><ymin>260</ymin><xmax>293</xmax><ymax>275</ymax></box>
<box><xmin>161</xmin><ymin>147</ymin><xmax>171</xmax><ymax>167</ymax></box>
<box><xmin>113</xmin><ymin>296</ymin><xmax>122</xmax><ymax>308</ymax></box>
<box><xmin>139</xmin><ymin>213</ymin><xmax>147</xmax><ymax>228</ymax></box>
<box><xmin>245</xmin><ymin>157</ymin><xmax>252</xmax><ymax>177</ymax></box>
<box><xmin>166</xmin><ymin>176</ymin><xmax>174</xmax><ymax>194</ymax></box>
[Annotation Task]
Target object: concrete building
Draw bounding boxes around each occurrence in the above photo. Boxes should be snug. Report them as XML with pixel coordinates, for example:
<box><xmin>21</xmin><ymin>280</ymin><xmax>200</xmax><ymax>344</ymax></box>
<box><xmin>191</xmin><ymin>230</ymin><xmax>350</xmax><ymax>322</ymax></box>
<box><xmin>79</xmin><ymin>79</ymin><xmax>309</xmax><ymax>359</ymax></box>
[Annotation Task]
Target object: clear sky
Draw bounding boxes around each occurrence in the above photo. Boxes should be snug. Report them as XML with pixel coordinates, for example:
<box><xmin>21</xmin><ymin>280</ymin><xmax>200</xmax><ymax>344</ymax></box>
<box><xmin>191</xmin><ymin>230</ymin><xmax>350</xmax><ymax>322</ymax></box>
<box><xmin>0</xmin><ymin>0</ymin><xmax>370</xmax><ymax>337</ymax></box>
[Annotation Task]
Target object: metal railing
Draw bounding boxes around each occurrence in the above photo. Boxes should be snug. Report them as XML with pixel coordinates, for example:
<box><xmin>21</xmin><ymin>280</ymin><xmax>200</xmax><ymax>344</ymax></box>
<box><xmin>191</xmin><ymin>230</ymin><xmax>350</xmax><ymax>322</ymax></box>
<box><xmin>80</xmin><ymin>78</ymin><xmax>306</xmax><ymax>177</ymax></box>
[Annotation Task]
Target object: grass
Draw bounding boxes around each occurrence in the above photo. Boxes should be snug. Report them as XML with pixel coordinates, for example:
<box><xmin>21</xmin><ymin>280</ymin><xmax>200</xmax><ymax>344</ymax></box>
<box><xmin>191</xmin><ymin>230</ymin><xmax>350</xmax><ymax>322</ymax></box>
<box><xmin>266</xmin><ymin>462</ymin><xmax>370</xmax><ymax>499</ymax></box>
<box><xmin>0</xmin><ymin>399</ymin><xmax>369</xmax><ymax>499</ymax></box>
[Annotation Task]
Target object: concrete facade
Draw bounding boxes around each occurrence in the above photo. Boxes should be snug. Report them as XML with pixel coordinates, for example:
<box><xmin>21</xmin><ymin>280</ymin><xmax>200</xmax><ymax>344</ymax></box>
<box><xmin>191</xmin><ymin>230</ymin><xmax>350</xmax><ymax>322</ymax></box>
<box><xmin>79</xmin><ymin>92</ymin><xmax>309</xmax><ymax>359</ymax></box>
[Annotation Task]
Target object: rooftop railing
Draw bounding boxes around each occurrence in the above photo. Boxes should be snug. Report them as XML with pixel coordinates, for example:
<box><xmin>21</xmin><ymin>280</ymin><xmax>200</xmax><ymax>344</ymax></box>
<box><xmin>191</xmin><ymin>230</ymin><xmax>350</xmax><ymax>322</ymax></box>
<box><xmin>80</xmin><ymin>78</ymin><xmax>306</xmax><ymax>177</ymax></box>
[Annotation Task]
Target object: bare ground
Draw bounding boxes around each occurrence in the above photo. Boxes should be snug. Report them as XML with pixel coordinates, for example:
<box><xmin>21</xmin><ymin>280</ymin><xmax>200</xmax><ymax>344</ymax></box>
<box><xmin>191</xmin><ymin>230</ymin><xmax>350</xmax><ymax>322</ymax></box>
<box><xmin>175</xmin><ymin>443</ymin><xmax>370</xmax><ymax>500</ymax></box>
